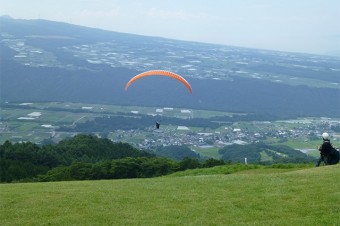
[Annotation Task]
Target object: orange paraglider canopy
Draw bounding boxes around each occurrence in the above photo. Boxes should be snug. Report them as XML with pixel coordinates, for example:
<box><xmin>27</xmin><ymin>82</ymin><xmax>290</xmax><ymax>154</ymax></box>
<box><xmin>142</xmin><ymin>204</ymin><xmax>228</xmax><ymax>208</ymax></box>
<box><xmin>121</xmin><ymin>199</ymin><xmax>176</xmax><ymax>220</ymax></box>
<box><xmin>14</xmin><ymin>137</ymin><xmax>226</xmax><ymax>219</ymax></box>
<box><xmin>124</xmin><ymin>70</ymin><xmax>192</xmax><ymax>93</ymax></box>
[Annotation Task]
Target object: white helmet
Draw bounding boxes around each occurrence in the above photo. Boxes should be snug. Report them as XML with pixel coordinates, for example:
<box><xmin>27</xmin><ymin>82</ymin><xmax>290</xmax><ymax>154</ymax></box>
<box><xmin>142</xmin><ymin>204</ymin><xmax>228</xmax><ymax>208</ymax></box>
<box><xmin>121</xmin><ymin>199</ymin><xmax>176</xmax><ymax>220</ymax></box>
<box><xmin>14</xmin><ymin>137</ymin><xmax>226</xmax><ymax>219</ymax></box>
<box><xmin>322</xmin><ymin>132</ymin><xmax>329</xmax><ymax>140</ymax></box>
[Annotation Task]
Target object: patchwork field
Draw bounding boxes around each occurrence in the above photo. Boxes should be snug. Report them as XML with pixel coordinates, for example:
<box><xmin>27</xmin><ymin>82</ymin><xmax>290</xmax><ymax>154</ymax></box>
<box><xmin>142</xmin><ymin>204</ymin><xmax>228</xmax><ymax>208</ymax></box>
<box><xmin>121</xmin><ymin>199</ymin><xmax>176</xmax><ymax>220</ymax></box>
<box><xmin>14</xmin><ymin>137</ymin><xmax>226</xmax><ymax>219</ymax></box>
<box><xmin>1</xmin><ymin>102</ymin><xmax>339</xmax><ymax>160</ymax></box>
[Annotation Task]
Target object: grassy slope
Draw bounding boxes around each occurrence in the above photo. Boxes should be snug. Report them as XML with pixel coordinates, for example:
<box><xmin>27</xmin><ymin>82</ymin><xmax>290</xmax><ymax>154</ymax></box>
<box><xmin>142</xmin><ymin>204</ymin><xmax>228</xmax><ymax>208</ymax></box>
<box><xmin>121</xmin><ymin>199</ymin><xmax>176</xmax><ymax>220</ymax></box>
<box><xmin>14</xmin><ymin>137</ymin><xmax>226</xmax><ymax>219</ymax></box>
<box><xmin>1</xmin><ymin>165</ymin><xmax>340</xmax><ymax>226</ymax></box>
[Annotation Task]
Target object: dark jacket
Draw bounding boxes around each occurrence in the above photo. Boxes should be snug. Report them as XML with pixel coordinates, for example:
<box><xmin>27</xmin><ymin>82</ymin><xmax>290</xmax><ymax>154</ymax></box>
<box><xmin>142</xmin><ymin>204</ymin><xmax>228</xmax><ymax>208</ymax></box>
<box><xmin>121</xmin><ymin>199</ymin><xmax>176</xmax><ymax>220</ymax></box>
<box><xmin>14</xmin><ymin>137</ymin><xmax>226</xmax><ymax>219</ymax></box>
<box><xmin>319</xmin><ymin>139</ymin><xmax>332</xmax><ymax>156</ymax></box>
<box><xmin>318</xmin><ymin>139</ymin><xmax>339</xmax><ymax>165</ymax></box>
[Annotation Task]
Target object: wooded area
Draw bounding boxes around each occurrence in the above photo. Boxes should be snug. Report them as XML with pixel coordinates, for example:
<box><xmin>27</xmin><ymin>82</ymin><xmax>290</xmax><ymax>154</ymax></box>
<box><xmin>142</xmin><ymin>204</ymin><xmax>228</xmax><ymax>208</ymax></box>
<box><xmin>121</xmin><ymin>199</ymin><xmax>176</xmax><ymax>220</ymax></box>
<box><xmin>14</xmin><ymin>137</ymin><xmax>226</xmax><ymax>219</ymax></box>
<box><xmin>0</xmin><ymin>134</ymin><xmax>225</xmax><ymax>183</ymax></box>
<box><xmin>0</xmin><ymin>134</ymin><xmax>316</xmax><ymax>183</ymax></box>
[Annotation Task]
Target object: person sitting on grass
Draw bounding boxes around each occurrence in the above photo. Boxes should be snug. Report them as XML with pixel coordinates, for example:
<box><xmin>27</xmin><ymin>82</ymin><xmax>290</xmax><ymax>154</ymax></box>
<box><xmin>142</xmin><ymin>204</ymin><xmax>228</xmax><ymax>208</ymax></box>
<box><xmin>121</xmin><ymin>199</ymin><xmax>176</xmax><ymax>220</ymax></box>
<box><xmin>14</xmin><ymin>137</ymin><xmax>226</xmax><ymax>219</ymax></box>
<box><xmin>316</xmin><ymin>132</ymin><xmax>339</xmax><ymax>167</ymax></box>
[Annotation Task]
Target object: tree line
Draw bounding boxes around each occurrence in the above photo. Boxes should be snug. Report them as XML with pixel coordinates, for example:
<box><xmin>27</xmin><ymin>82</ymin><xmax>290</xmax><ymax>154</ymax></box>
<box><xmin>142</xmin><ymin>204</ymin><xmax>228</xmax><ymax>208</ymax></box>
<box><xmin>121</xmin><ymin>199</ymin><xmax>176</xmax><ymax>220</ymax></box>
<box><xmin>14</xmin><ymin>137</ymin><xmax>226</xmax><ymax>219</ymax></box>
<box><xmin>0</xmin><ymin>134</ymin><xmax>316</xmax><ymax>183</ymax></box>
<box><xmin>0</xmin><ymin>134</ymin><xmax>225</xmax><ymax>183</ymax></box>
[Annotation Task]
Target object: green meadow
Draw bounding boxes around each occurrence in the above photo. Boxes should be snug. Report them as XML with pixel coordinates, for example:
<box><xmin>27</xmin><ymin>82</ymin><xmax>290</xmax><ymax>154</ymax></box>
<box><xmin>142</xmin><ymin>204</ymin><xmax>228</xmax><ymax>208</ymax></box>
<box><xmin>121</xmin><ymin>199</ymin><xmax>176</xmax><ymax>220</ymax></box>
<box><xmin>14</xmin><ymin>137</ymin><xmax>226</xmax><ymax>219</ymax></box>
<box><xmin>1</xmin><ymin>164</ymin><xmax>339</xmax><ymax>226</ymax></box>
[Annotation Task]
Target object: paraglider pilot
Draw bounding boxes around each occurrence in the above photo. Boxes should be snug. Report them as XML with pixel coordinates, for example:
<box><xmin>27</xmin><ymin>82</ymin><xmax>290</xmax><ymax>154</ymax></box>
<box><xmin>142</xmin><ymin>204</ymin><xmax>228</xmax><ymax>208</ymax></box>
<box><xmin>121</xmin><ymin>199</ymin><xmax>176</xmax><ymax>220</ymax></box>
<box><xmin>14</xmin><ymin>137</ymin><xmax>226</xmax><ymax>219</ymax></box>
<box><xmin>316</xmin><ymin>132</ymin><xmax>335</xmax><ymax>167</ymax></box>
<box><xmin>155</xmin><ymin>121</ymin><xmax>160</xmax><ymax>129</ymax></box>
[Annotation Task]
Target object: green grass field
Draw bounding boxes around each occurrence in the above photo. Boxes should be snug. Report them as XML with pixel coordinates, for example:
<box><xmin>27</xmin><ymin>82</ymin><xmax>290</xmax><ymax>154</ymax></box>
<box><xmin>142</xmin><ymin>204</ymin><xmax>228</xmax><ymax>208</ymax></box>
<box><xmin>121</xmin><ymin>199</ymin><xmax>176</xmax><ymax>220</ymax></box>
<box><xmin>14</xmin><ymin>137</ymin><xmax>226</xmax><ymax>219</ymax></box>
<box><xmin>1</xmin><ymin>164</ymin><xmax>339</xmax><ymax>226</ymax></box>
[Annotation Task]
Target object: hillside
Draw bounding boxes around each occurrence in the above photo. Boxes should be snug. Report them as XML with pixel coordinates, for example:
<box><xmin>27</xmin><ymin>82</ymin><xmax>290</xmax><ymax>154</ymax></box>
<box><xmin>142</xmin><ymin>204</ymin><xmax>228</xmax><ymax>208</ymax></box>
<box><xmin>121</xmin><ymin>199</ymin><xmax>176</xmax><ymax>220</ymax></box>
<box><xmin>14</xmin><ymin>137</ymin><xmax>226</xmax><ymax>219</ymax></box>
<box><xmin>1</xmin><ymin>16</ymin><xmax>339</xmax><ymax>117</ymax></box>
<box><xmin>2</xmin><ymin>134</ymin><xmax>316</xmax><ymax>183</ymax></box>
<box><xmin>219</xmin><ymin>143</ymin><xmax>315</xmax><ymax>163</ymax></box>
<box><xmin>1</xmin><ymin>165</ymin><xmax>339</xmax><ymax>225</ymax></box>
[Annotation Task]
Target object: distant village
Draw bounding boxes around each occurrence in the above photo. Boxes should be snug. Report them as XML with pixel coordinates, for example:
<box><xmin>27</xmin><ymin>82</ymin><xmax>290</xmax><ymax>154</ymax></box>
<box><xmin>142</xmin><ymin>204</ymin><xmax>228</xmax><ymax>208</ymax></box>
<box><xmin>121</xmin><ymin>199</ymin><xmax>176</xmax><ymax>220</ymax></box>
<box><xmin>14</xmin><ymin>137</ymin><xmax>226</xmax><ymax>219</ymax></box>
<box><xmin>1</xmin><ymin>102</ymin><xmax>339</xmax><ymax>154</ymax></box>
<box><xmin>109</xmin><ymin>108</ymin><xmax>340</xmax><ymax>152</ymax></box>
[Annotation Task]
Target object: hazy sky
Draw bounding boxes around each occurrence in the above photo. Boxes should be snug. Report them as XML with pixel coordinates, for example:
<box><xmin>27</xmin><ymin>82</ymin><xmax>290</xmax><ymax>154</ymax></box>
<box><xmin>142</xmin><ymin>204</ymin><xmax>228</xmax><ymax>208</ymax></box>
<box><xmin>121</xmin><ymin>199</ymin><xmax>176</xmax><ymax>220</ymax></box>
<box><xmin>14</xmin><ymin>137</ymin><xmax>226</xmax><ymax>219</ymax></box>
<box><xmin>1</xmin><ymin>0</ymin><xmax>339</xmax><ymax>55</ymax></box>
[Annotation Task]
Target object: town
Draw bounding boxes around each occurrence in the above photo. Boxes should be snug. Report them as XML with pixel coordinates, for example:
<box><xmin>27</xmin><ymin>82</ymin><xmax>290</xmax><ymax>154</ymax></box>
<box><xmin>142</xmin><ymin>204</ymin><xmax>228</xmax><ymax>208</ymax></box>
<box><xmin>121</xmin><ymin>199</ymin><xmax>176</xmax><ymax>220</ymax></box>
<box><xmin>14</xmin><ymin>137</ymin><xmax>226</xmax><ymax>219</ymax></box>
<box><xmin>1</xmin><ymin>103</ymin><xmax>339</xmax><ymax>157</ymax></box>
<box><xmin>107</xmin><ymin>108</ymin><xmax>340</xmax><ymax>155</ymax></box>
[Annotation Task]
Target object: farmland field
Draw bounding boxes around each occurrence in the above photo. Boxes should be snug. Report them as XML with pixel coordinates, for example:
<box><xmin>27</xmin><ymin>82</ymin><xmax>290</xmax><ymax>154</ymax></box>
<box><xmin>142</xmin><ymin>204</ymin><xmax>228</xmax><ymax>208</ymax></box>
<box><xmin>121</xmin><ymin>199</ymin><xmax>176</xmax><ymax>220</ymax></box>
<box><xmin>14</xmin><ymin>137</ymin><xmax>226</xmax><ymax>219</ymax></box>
<box><xmin>1</xmin><ymin>102</ymin><xmax>339</xmax><ymax>160</ymax></box>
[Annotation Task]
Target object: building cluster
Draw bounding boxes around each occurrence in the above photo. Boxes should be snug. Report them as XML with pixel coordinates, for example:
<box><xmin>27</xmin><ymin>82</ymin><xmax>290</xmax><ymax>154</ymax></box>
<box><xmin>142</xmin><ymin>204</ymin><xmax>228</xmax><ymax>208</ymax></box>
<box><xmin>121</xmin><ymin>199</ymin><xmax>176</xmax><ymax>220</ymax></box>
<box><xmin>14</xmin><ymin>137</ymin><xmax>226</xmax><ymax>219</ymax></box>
<box><xmin>110</xmin><ymin>118</ymin><xmax>340</xmax><ymax>150</ymax></box>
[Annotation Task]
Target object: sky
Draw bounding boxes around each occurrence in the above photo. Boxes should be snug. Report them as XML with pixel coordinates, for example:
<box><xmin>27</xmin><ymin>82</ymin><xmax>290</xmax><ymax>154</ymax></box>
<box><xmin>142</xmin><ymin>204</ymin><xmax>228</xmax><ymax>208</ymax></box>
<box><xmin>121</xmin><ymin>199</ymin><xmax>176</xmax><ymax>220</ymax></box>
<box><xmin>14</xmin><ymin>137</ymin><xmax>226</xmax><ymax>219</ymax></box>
<box><xmin>1</xmin><ymin>0</ymin><xmax>339</xmax><ymax>55</ymax></box>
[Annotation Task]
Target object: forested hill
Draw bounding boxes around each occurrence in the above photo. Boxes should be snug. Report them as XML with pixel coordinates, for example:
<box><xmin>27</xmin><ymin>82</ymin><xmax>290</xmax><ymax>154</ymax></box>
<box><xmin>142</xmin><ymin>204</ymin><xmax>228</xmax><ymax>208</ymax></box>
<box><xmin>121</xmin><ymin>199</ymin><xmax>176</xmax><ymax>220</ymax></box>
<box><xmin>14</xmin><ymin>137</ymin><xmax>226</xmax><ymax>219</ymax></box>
<box><xmin>1</xmin><ymin>134</ymin><xmax>212</xmax><ymax>183</ymax></box>
<box><xmin>1</xmin><ymin>134</ymin><xmax>315</xmax><ymax>183</ymax></box>
<box><xmin>1</xmin><ymin>17</ymin><xmax>339</xmax><ymax>117</ymax></box>
<box><xmin>0</xmin><ymin>135</ymin><xmax>151</xmax><ymax>182</ymax></box>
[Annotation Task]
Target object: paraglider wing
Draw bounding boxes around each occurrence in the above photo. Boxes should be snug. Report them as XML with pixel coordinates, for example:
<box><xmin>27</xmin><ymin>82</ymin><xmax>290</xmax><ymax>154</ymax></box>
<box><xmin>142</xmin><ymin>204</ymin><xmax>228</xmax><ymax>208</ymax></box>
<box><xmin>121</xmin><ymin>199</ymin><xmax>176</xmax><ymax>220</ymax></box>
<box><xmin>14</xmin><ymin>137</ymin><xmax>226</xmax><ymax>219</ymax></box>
<box><xmin>124</xmin><ymin>70</ymin><xmax>192</xmax><ymax>93</ymax></box>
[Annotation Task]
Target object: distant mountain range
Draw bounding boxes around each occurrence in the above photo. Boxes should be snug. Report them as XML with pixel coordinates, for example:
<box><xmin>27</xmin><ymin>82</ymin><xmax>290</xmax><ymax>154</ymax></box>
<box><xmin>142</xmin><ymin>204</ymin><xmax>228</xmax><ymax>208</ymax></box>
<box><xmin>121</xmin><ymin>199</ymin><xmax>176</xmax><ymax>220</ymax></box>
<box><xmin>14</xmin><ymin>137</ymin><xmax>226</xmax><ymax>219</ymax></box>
<box><xmin>1</xmin><ymin>16</ymin><xmax>339</xmax><ymax>117</ymax></box>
